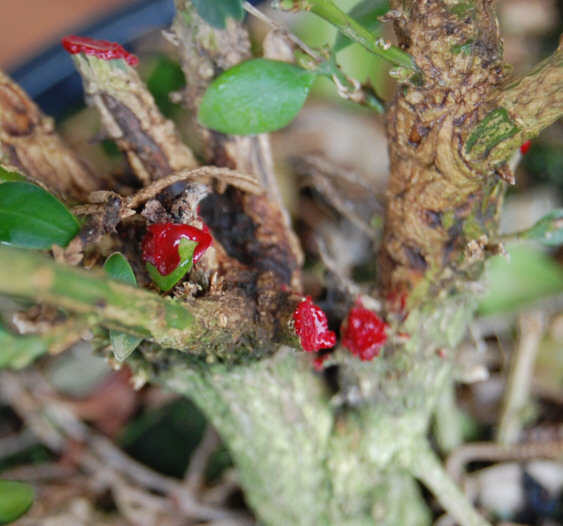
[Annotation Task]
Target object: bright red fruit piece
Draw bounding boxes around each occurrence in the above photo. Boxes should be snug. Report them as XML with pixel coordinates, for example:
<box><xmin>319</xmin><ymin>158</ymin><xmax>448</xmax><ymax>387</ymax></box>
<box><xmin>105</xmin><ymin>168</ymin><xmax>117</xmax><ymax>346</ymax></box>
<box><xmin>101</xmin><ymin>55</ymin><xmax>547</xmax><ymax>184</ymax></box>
<box><xmin>520</xmin><ymin>140</ymin><xmax>531</xmax><ymax>155</ymax></box>
<box><xmin>341</xmin><ymin>306</ymin><xmax>388</xmax><ymax>361</ymax></box>
<box><xmin>141</xmin><ymin>223</ymin><xmax>212</xmax><ymax>276</ymax></box>
<box><xmin>61</xmin><ymin>36</ymin><xmax>139</xmax><ymax>66</ymax></box>
<box><xmin>293</xmin><ymin>296</ymin><xmax>336</xmax><ymax>352</ymax></box>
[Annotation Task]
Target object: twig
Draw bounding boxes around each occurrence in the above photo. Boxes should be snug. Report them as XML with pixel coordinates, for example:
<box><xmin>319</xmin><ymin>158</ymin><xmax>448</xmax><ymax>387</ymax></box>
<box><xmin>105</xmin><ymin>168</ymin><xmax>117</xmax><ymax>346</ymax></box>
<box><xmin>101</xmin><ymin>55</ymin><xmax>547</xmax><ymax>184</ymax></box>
<box><xmin>446</xmin><ymin>440</ymin><xmax>563</xmax><ymax>483</ymax></box>
<box><xmin>273</xmin><ymin>0</ymin><xmax>417</xmax><ymax>71</ymax></box>
<box><xmin>69</xmin><ymin>48</ymin><xmax>197</xmax><ymax>185</ymax></box>
<box><xmin>0</xmin><ymin>430</ymin><xmax>39</xmax><ymax>460</ymax></box>
<box><xmin>408</xmin><ymin>442</ymin><xmax>492</xmax><ymax>526</ymax></box>
<box><xmin>1</xmin><ymin>368</ymin><xmax>252</xmax><ymax>523</ymax></box>
<box><xmin>184</xmin><ymin>423</ymin><xmax>221</xmax><ymax>490</ymax></box>
<box><xmin>0</xmin><ymin>245</ymin><xmax>305</xmax><ymax>357</ymax></box>
<box><xmin>496</xmin><ymin>311</ymin><xmax>545</xmax><ymax>444</ymax></box>
<box><xmin>127</xmin><ymin>166</ymin><xmax>263</xmax><ymax>210</ymax></box>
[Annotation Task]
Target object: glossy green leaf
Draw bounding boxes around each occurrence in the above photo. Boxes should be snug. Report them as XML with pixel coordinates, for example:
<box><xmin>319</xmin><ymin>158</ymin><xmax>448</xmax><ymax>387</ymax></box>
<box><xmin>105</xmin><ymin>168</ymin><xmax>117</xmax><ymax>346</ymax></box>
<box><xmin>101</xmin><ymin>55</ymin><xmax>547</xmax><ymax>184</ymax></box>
<box><xmin>192</xmin><ymin>0</ymin><xmax>244</xmax><ymax>29</ymax></box>
<box><xmin>0</xmin><ymin>480</ymin><xmax>34</xmax><ymax>523</ymax></box>
<box><xmin>478</xmin><ymin>244</ymin><xmax>563</xmax><ymax>315</ymax></box>
<box><xmin>0</xmin><ymin>326</ymin><xmax>47</xmax><ymax>370</ymax></box>
<box><xmin>516</xmin><ymin>209</ymin><xmax>563</xmax><ymax>247</ymax></box>
<box><xmin>147</xmin><ymin>238</ymin><xmax>197</xmax><ymax>292</ymax></box>
<box><xmin>103</xmin><ymin>253</ymin><xmax>142</xmax><ymax>361</ymax></box>
<box><xmin>333</xmin><ymin>0</ymin><xmax>389</xmax><ymax>54</ymax></box>
<box><xmin>0</xmin><ymin>182</ymin><xmax>79</xmax><ymax>249</ymax></box>
<box><xmin>104</xmin><ymin>253</ymin><xmax>137</xmax><ymax>286</ymax></box>
<box><xmin>198</xmin><ymin>58</ymin><xmax>316</xmax><ymax>135</ymax></box>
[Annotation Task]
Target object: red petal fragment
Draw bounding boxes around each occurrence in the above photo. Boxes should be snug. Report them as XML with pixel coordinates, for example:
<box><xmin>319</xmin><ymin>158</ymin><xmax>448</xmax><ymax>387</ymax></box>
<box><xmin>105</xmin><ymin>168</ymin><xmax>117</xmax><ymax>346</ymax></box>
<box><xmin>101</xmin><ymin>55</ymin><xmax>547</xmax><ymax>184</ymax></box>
<box><xmin>141</xmin><ymin>223</ymin><xmax>212</xmax><ymax>276</ymax></box>
<box><xmin>61</xmin><ymin>35</ymin><xmax>139</xmax><ymax>66</ymax></box>
<box><xmin>341</xmin><ymin>306</ymin><xmax>388</xmax><ymax>361</ymax></box>
<box><xmin>293</xmin><ymin>296</ymin><xmax>336</xmax><ymax>352</ymax></box>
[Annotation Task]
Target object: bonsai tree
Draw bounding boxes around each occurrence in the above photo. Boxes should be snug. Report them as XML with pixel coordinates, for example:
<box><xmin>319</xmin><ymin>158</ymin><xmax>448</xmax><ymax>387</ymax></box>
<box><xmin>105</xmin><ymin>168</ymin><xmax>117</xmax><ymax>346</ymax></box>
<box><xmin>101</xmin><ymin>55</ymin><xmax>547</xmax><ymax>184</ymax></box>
<box><xmin>0</xmin><ymin>1</ymin><xmax>561</xmax><ymax>524</ymax></box>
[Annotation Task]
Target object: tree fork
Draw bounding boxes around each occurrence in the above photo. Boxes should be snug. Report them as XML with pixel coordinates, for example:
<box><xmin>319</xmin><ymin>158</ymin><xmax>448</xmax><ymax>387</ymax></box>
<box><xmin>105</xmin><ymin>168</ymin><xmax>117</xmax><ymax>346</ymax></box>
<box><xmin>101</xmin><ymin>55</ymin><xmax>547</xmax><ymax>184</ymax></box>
<box><xmin>380</xmin><ymin>1</ymin><xmax>562</xmax><ymax>299</ymax></box>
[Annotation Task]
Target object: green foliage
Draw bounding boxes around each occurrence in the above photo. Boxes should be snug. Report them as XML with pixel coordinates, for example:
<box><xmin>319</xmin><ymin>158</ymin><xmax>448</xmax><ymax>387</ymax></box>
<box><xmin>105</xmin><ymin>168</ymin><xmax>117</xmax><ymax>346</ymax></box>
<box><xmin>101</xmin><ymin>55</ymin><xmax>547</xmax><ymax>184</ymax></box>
<box><xmin>0</xmin><ymin>327</ymin><xmax>47</xmax><ymax>370</ymax></box>
<box><xmin>0</xmin><ymin>166</ymin><xmax>26</xmax><ymax>183</ymax></box>
<box><xmin>332</xmin><ymin>0</ymin><xmax>389</xmax><ymax>54</ymax></box>
<box><xmin>0</xmin><ymin>182</ymin><xmax>79</xmax><ymax>249</ymax></box>
<box><xmin>515</xmin><ymin>209</ymin><xmax>563</xmax><ymax>246</ymax></box>
<box><xmin>145</xmin><ymin>56</ymin><xmax>186</xmax><ymax>119</ymax></box>
<box><xmin>103</xmin><ymin>253</ymin><xmax>143</xmax><ymax>361</ymax></box>
<box><xmin>104</xmin><ymin>252</ymin><xmax>137</xmax><ymax>285</ymax></box>
<box><xmin>146</xmin><ymin>238</ymin><xmax>197</xmax><ymax>292</ymax></box>
<box><xmin>198</xmin><ymin>58</ymin><xmax>317</xmax><ymax>135</ymax></box>
<box><xmin>192</xmin><ymin>0</ymin><xmax>244</xmax><ymax>29</ymax></box>
<box><xmin>0</xmin><ymin>480</ymin><xmax>34</xmax><ymax>524</ymax></box>
<box><xmin>478</xmin><ymin>244</ymin><xmax>563</xmax><ymax>315</ymax></box>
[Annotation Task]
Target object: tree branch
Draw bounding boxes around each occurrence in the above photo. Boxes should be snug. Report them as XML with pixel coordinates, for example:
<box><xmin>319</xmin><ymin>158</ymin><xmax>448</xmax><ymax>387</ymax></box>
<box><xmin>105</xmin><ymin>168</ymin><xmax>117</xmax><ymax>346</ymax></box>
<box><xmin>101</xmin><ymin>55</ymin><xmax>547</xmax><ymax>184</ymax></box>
<box><xmin>70</xmin><ymin>52</ymin><xmax>198</xmax><ymax>184</ymax></box>
<box><xmin>464</xmin><ymin>40</ymin><xmax>563</xmax><ymax>169</ymax></box>
<box><xmin>0</xmin><ymin>246</ymin><xmax>304</xmax><ymax>358</ymax></box>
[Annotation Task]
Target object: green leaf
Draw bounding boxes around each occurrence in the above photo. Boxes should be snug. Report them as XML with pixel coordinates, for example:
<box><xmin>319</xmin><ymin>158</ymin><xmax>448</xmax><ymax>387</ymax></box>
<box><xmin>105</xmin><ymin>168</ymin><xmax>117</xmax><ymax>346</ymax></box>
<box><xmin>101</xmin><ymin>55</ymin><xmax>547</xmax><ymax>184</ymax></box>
<box><xmin>103</xmin><ymin>253</ymin><xmax>142</xmax><ymax>361</ymax></box>
<box><xmin>109</xmin><ymin>331</ymin><xmax>143</xmax><ymax>361</ymax></box>
<box><xmin>478</xmin><ymin>245</ymin><xmax>563</xmax><ymax>315</ymax></box>
<box><xmin>516</xmin><ymin>209</ymin><xmax>563</xmax><ymax>247</ymax></box>
<box><xmin>333</xmin><ymin>0</ymin><xmax>389</xmax><ymax>54</ymax></box>
<box><xmin>192</xmin><ymin>0</ymin><xmax>244</xmax><ymax>29</ymax></box>
<box><xmin>147</xmin><ymin>238</ymin><xmax>197</xmax><ymax>292</ymax></box>
<box><xmin>0</xmin><ymin>480</ymin><xmax>34</xmax><ymax>524</ymax></box>
<box><xmin>103</xmin><ymin>253</ymin><xmax>137</xmax><ymax>286</ymax></box>
<box><xmin>0</xmin><ymin>182</ymin><xmax>79</xmax><ymax>249</ymax></box>
<box><xmin>198</xmin><ymin>58</ymin><xmax>317</xmax><ymax>135</ymax></box>
<box><xmin>0</xmin><ymin>166</ymin><xmax>26</xmax><ymax>183</ymax></box>
<box><xmin>0</xmin><ymin>326</ymin><xmax>47</xmax><ymax>370</ymax></box>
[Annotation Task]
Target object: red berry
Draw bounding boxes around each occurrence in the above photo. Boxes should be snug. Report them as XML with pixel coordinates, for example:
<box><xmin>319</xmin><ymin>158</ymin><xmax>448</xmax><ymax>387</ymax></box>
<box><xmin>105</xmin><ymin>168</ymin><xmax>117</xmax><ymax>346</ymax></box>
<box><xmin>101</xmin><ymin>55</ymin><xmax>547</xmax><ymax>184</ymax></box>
<box><xmin>520</xmin><ymin>140</ymin><xmax>531</xmax><ymax>155</ymax></box>
<box><xmin>61</xmin><ymin>36</ymin><xmax>139</xmax><ymax>66</ymax></box>
<box><xmin>341</xmin><ymin>306</ymin><xmax>388</xmax><ymax>361</ymax></box>
<box><xmin>293</xmin><ymin>296</ymin><xmax>336</xmax><ymax>352</ymax></box>
<box><xmin>141</xmin><ymin>223</ymin><xmax>212</xmax><ymax>276</ymax></box>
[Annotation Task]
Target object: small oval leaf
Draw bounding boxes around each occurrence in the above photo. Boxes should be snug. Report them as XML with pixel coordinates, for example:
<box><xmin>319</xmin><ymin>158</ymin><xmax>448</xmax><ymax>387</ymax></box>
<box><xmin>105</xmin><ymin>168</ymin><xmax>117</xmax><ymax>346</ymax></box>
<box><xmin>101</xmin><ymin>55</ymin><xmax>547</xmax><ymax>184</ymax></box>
<box><xmin>147</xmin><ymin>238</ymin><xmax>197</xmax><ymax>292</ymax></box>
<box><xmin>0</xmin><ymin>182</ymin><xmax>79</xmax><ymax>249</ymax></box>
<box><xmin>103</xmin><ymin>253</ymin><xmax>137</xmax><ymax>285</ymax></box>
<box><xmin>103</xmin><ymin>253</ymin><xmax>142</xmax><ymax>361</ymax></box>
<box><xmin>192</xmin><ymin>0</ymin><xmax>244</xmax><ymax>29</ymax></box>
<box><xmin>0</xmin><ymin>480</ymin><xmax>34</xmax><ymax>524</ymax></box>
<box><xmin>198</xmin><ymin>58</ymin><xmax>316</xmax><ymax>135</ymax></box>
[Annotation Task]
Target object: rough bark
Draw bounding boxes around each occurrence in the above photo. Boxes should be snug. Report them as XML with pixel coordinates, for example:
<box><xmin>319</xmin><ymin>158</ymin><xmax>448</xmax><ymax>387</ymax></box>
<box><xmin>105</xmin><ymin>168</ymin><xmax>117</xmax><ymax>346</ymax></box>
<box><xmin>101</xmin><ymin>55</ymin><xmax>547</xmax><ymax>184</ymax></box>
<box><xmin>0</xmin><ymin>70</ymin><xmax>100</xmax><ymax>201</ymax></box>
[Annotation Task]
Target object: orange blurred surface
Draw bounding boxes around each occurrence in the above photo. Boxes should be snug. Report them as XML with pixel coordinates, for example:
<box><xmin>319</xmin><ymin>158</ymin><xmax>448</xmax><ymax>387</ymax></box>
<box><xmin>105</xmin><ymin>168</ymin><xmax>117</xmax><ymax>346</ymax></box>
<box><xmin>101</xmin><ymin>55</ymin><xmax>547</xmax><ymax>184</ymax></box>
<box><xmin>0</xmin><ymin>0</ymin><xmax>137</xmax><ymax>70</ymax></box>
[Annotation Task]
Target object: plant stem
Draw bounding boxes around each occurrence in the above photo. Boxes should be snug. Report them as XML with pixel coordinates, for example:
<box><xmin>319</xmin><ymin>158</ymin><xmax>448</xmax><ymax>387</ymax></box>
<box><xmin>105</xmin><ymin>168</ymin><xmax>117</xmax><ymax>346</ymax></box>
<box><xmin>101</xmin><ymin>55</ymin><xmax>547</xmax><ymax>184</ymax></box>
<box><xmin>496</xmin><ymin>311</ymin><xmax>545</xmax><ymax>444</ymax></box>
<box><xmin>409</xmin><ymin>442</ymin><xmax>492</xmax><ymax>526</ymax></box>
<box><xmin>274</xmin><ymin>0</ymin><xmax>417</xmax><ymax>71</ymax></box>
<box><xmin>0</xmin><ymin>246</ymin><xmax>304</xmax><ymax>357</ymax></box>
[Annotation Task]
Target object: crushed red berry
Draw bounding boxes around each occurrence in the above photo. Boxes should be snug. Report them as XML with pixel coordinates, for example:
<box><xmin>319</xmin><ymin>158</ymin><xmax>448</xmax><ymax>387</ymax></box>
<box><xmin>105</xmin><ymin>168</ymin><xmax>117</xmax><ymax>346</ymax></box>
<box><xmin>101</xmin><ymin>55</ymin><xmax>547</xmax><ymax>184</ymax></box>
<box><xmin>141</xmin><ymin>223</ymin><xmax>212</xmax><ymax>276</ymax></box>
<box><xmin>292</xmin><ymin>296</ymin><xmax>336</xmax><ymax>352</ymax></box>
<box><xmin>341</xmin><ymin>305</ymin><xmax>388</xmax><ymax>361</ymax></box>
<box><xmin>61</xmin><ymin>36</ymin><xmax>139</xmax><ymax>66</ymax></box>
<box><xmin>520</xmin><ymin>140</ymin><xmax>531</xmax><ymax>155</ymax></box>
